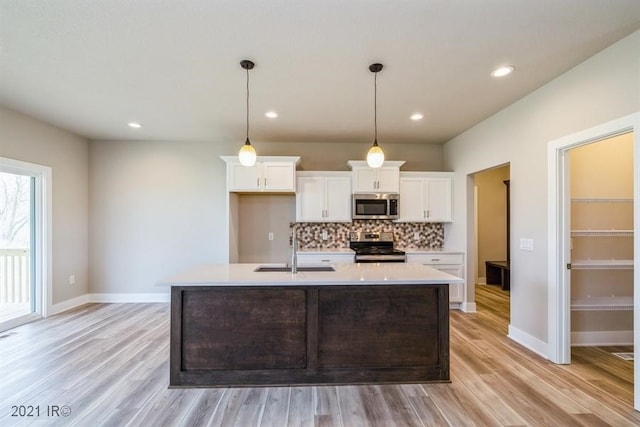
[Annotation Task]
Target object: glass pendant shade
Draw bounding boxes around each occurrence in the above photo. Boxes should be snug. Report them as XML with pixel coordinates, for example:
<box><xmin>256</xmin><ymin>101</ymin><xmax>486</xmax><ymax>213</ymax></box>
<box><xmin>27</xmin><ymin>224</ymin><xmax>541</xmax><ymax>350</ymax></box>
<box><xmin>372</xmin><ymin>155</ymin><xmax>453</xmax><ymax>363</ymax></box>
<box><xmin>238</xmin><ymin>139</ymin><xmax>257</xmax><ymax>167</ymax></box>
<box><xmin>367</xmin><ymin>141</ymin><xmax>385</xmax><ymax>168</ymax></box>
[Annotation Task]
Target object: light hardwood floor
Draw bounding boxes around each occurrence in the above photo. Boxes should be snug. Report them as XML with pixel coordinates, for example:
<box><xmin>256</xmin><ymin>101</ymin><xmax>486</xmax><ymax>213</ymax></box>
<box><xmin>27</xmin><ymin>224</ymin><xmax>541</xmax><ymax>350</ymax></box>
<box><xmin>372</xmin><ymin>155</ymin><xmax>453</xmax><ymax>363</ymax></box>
<box><xmin>0</xmin><ymin>286</ymin><xmax>638</xmax><ymax>426</ymax></box>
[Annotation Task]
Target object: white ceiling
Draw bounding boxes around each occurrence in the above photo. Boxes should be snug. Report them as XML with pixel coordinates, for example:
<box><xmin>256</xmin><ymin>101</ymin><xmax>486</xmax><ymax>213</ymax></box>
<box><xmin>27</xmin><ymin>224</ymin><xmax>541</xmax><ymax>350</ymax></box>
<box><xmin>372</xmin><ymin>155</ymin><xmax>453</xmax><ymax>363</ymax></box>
<box><xmin>1</xmin><ymin>0</ymin><xmax>639</xmax><ymax>145</ymax></box>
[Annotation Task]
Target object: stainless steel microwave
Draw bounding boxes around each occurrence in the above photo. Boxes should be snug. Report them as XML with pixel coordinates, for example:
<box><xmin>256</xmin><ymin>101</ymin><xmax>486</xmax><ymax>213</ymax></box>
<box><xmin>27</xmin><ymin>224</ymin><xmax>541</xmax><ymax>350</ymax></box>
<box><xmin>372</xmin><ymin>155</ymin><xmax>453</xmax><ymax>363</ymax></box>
<box><xmin>352</xmin><ymin>193</ymin><xmax>399</xmax><ymax>220</ymax></box>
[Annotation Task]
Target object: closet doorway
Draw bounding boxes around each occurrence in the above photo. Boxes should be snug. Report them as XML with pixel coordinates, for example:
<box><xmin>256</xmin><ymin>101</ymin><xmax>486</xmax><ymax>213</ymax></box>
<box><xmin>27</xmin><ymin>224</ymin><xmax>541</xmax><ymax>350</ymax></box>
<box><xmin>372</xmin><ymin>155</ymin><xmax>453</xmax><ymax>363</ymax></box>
<box><xmin>548</xmin><ymin>112</ymin><xmax>639</xmax><ymax>410</ymax></box>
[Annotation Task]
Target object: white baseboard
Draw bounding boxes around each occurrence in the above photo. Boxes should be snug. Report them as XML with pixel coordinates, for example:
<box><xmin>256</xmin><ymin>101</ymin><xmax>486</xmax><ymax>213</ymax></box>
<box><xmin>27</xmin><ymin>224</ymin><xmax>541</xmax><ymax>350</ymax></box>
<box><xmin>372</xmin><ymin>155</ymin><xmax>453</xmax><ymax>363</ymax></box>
<box><xmin>50</xmin><ymin>294</ymin><xmax>90</xmax><ymax>315</ymax></box>
<box><xmin>88</xmin><ymin>293</ymin><xmax>170</xmax><ymax>303</ymax></box>
<box><xmin>47</xmin><ymin>293</ymin><xmax>170</xmax><ymax>317</ymax></box>
<box><xmin>460</xmin><ymin>301</ymin><xmax>477</xmax><ymax>313</ymax></box>
<box><xmin>508</xmin><ymin>324</ymin><xmax>549</xmax><ymax>359</ymax></box>
<box><xmin>571</xmin><ymin>330</ymin><xmax>633</xmax><ymax>347</ymax></box>
<box><xmin>477</xmin><ymin>277</ymin><xmax>487</xmax><ymax>285</ymax></box>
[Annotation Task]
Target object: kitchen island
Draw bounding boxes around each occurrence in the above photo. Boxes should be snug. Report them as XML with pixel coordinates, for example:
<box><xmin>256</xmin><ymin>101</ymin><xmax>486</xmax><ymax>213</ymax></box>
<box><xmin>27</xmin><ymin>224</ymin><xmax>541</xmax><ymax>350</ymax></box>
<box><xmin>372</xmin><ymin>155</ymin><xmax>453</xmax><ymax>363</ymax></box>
<box><xmin>158</xmin><ymin>262</ymin><xmax>463</xmax><ymax>387</ymax></box>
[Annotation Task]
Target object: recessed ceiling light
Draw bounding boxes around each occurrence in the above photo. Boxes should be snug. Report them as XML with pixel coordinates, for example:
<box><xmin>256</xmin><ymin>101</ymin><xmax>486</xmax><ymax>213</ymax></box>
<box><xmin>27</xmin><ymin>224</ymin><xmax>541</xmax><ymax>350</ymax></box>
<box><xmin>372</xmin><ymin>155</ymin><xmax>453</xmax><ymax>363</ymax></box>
<box><xmin>128</xmin><ymin>122</ymin><xmax>142</xmax><ymax>128</ymax></box>
<box><xmin>410</xmin><ymin>113</ymin><xmax>424</xmax><ymax>121</ymax></box>
<box><xmin>491</xmin><ymin>66</ymin><xmax>515</xmax><ymax>78</ymax></box>
<box><xmin>265</xmin><ymin>111</ymin><xmax>278</xmax><ymax>119</ymax></box>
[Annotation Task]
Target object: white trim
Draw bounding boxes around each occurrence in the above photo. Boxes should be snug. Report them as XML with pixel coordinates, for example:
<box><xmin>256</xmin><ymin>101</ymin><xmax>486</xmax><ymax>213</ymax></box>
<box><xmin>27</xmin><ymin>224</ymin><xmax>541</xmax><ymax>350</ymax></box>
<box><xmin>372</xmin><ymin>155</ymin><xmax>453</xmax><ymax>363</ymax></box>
<box><xmin>88</xmin><ymin>293</ymin><xmax>170</xmax><ymax>303</ymax></box>
<box><xmin>571</xmin><ymin>330</ymin><xmax>633</xmax><ymax>347</ymax></box>
<box><xmin>508</xmin><ymin>324</ymin><xmax>549</xmax><ymax>359</ymax></box>
<box><xmin>50</xmin><ymin>294</ymin><xmax>90</xmax><ymax>315</ymax></box>
<box><xmin>547</xmin><ymin>112</ymin><xmax>640</xmax><ymax>409</ymax></box>
<box><xmin>460</xmin><ymin>301</ymin><xmax>477</xmax><ymax>313</ymax></box>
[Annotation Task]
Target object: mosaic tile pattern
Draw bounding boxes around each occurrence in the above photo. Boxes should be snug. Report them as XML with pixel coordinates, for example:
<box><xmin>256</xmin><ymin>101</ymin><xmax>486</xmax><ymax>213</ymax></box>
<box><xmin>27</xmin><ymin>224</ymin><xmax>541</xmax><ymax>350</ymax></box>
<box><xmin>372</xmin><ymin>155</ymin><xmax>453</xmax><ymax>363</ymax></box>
<box><xmin>290</xmin><ymin>221</ymin><xmax>444</xmax><ymax>249</ymax></box>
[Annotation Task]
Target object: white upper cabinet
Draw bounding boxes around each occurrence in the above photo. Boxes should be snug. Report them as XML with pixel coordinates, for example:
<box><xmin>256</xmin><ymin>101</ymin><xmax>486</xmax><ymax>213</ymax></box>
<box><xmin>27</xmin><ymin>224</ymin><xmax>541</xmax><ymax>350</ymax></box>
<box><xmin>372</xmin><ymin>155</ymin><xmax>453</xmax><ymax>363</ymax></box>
<box><xmin>347</xmin><ymin>161</ymin><xmax>405</xmax><ymax>193</ymax></box>
<box><xmin>398</xmin><ymin>172</ymin><xmax>453</xmax><ymax>222</ymax></box>
<box><xmin>221</xmin><ymin>156</ymin><xmax>300</xmax><ymax>192</ymax></box>
<box><xmin>296</xmin><ymin>172</ymin><xmax>351</xmax><ymax>222</ymax></box>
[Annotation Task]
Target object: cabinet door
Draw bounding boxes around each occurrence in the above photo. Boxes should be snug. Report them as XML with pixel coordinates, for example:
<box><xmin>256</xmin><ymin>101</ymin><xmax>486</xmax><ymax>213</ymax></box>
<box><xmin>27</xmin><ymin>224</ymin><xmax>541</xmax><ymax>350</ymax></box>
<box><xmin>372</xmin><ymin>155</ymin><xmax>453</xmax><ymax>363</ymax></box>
<box><xmin>399</xmin><ymin>178</ymin><xmax>426</xmax><ymax>221</ymax></box>
<box><xmin>228</xmin><ymin>162</ymin><xmax>261</xmax><ymax>191</ymax></box>
<box><xmin>324</xmin><ymin>177</ymin><xmax>352</xmax><ymax>221</ymax></box>
<box><xmin>376</xmin><ymin>167</ymin><xmax>400</xmax><ymax>193</ymax></box>
<box><xmin>263</xmin><ymin>162</ymin><xmax>296</xmax><ymax>191</ymax></box>
<box><xmin>352</xmin><ymin>168</ymin><xmax>378</xmax><ymax>192</ymax></box>
<box><xmin>296</xmin><ymin>177</ymin><xmax>325</xmax><ymax>221</ymax></box>
<box><xmin>425</xmin><ymin>178</ymin><xmax>452</xmax><ymax>222</ymax></box>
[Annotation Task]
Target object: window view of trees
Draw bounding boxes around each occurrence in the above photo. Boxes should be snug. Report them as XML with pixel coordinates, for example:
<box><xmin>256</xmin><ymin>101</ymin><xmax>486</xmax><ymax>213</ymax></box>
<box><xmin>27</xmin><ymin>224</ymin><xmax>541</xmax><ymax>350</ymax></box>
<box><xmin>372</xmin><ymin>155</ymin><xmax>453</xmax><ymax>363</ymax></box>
<box><xmin>0</xmin><ymin>172</ymin><xmax>31</xmax><ymax>249</ymax></box>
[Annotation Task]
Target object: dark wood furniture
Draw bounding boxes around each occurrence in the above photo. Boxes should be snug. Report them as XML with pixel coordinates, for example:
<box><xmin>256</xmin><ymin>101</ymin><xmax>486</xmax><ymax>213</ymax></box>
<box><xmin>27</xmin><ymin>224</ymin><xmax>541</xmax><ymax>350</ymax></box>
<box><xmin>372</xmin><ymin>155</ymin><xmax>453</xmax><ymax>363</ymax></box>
<box><xmin>485</xmin><ymin>260</ymin><xmax>510</xmax><ymax>290</ymax></box>
<box><xmin>170</xmin><ymin>284</ymin><xmax>450</xmax><ymax>387</ymax></box>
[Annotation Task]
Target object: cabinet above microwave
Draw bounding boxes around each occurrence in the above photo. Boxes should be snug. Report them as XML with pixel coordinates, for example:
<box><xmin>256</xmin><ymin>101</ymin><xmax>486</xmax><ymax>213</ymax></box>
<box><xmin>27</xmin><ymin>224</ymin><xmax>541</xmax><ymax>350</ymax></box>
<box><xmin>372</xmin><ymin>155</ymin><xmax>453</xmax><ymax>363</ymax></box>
<box><xmin>347</xmin><ymin>160</ymin><xmax>405</xmax><ymax>193</ymax></box>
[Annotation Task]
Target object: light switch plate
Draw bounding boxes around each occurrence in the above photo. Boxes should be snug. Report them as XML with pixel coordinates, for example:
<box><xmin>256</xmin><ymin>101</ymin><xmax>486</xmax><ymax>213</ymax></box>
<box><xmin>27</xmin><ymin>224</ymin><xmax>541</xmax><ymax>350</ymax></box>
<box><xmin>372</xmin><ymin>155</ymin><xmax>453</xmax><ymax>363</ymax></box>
<box><xmin>322</xmin><ymin>230</ymin><xmax>328</xmax><ymax>240</ymax></box>
<box><xmin>520</xmin><ymin>238</ymin><xmax>534</xmax><ymax>251</ymax></box>
<box><xmin>268</xmin><ymin>232</ymin><xmax>274</xmax><ymax>241</ymax></box>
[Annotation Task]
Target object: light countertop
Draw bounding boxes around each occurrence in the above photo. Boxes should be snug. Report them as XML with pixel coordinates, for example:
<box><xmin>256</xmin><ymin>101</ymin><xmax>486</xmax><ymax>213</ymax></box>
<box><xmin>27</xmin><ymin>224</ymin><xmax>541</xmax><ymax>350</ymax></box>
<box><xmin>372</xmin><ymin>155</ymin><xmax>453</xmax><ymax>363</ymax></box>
<box><xmin>297</xmin><ymin>248</ymin><xmax>355</xmax><ymax>255</ymax></box>
<box><xmin>157</xmin><ymin>262</ymin><xmax>464</xmax><ymax>287</ymax></box>
<box><xmin>400</xmin><ymin>248</ymin><xmax>464</xmax><ymax>254</ymax></box>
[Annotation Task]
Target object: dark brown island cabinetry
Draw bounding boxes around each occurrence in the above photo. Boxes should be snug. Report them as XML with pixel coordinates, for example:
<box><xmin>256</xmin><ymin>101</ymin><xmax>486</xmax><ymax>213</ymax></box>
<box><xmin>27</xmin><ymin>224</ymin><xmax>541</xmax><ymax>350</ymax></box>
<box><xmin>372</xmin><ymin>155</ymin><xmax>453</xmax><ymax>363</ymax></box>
<box><xmin>170</xmin><ymin>284</ymin><xmax>449</xmax><ymax>387</ymax></box>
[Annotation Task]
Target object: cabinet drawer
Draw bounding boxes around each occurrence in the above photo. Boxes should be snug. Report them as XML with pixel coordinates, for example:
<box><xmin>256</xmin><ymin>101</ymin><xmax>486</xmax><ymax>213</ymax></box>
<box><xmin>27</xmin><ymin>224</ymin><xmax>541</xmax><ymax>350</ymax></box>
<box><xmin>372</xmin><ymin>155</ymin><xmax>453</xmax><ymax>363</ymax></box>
<box><xmin>406</xmin><ymin>253</ymin><xmax>463</xmax><ymax>265</ymax></box>
<box><xmin>297</xmin><ymin>254</ymin><xmax>354</xmax><ymax>265</ymax></box>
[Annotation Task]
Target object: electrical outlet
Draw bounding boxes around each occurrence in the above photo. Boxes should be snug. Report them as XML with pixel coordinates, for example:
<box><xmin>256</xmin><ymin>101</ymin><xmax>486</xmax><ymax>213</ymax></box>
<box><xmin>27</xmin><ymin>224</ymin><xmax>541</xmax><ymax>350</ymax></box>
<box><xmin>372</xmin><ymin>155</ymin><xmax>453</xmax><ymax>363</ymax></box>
<box><xmin>322</xmin><ymin>230</ymin><xmax>328</xmax><ymax>240</ymax></box>
<box><xmin>268</xmin><ymin>232</ymin><xmax>274</xmax><ymax>241</ymax></box>
<box><xmin>69</xmin><ymin>275</ymin><xmax>76</xmax><ymax>285</ymax></box>
<box><xmin>413</xmin><ymin>232</ymin><xmax>420</xmax><ymax>241</ymax></box>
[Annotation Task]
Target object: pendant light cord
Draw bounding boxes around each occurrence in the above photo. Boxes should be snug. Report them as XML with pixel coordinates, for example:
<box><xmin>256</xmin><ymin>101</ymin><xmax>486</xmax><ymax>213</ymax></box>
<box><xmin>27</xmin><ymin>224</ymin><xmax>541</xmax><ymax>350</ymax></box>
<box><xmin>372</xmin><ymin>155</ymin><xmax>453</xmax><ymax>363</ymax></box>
<box><xmin>246</xmin><ymin>67</ymin><xmax>250</xmax><ymax>141</ymax></box>
<box><xmin>374</xmin><ymin>71</ymin><xmax>378</xmax><ymax>143</ymax></box>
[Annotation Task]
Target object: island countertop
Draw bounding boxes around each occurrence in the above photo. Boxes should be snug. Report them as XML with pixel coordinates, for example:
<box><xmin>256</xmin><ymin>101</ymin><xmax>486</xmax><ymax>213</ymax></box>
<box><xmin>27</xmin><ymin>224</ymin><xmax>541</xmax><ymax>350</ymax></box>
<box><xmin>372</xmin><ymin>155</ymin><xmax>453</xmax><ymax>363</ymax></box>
<box><xmin>157</xmin><ymin>262</ymin><xmax>464</xmax><ymax>287</ymax></box>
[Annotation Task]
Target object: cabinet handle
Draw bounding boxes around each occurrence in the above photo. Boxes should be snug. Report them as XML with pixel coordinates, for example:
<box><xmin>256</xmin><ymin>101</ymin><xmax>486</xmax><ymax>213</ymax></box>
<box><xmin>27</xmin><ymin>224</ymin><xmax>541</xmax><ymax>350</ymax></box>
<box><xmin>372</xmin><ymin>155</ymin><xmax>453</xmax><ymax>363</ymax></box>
<box><xmin>423</xmin><ymin>210</ymin><xmax>426</xmax><ymax>218</ymax></box>
<box><xmin>431</xmin><ymin>258</ymin><xmax>440</xmax><ymax>262</ymax></box>
<box><xmin>426</xmin><ymin>210</ymin><xmax>430</xmax><ymax>218</ymax></box>
<box><xmin>264</xmin><ymin>177</ymin><xmax>267</xmax><ymax>188</ymax></box>
<box><xmin>257</xmin><ymin>178</ymin><xmax>260</xmax><ymax>188</ymax></box>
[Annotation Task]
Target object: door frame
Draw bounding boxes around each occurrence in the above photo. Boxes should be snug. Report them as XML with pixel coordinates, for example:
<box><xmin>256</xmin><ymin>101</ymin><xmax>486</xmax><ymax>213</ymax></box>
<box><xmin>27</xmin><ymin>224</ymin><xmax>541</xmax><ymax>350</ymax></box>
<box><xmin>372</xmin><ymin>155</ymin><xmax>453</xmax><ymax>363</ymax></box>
<box><xmin>547</xmin><ymin>112</ymin><xmax>640</xmax><ymax>409</ymax></box>
<box><xmin>0</xmin><ymin>156</ymin><xmax>52</xmax><ymax>327</ymax></box>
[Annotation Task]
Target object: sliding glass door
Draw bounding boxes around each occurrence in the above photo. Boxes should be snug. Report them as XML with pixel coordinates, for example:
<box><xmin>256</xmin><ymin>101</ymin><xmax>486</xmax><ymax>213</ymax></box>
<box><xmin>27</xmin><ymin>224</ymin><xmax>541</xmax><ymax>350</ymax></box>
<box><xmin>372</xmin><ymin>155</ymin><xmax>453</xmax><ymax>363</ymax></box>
<box><xmin>0</xmin><ymin>171</ymin><xmax>35</xmax><ymax>325</ymax></box>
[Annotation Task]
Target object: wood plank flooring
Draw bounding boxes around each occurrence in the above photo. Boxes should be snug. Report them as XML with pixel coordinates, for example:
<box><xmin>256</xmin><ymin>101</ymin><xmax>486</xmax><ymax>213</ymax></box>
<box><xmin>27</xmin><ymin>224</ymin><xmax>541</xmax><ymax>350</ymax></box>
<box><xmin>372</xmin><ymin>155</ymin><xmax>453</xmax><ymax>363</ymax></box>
<box><xmin>0</xmin><ymin>285</ymin><xmax>638</xmax><ymax>426</ymax></box>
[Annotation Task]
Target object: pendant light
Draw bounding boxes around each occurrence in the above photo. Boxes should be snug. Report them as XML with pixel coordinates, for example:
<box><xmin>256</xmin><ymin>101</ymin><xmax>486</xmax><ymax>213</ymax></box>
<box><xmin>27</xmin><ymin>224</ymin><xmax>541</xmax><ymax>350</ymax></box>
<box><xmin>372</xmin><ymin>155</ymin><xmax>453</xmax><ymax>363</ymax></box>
<box><xmin>238</xmin><ymin>59</ymin><xmax>257</xmax><ymax>167</ymax></box>
<box><xmin>367</xmin><ymin>63</ymin><xmax>385</xmax><ymax>168</ymax></box>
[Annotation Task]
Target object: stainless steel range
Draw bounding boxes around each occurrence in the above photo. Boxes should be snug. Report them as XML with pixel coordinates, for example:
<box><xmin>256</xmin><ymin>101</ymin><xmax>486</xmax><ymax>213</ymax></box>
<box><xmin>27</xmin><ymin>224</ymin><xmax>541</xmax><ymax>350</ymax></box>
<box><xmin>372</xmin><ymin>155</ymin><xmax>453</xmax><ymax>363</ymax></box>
<box><xmin>349</xmin><ymin>232</ymin><xmax>406</xmax><ymax>263</ymax></box>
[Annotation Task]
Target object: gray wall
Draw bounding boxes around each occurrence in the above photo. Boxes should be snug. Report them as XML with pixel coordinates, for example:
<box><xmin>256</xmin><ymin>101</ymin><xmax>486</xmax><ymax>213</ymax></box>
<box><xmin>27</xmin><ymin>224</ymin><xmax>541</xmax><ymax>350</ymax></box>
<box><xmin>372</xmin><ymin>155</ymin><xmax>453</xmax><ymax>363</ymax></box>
<box><xmin>443</xmin><ymin>30</ymin><xmax>640</xmax><ymax>345</ymax></box>
<box><xmin>88</xmin><ymin>140</ymin><xmax>444</xmax><ymax>294</ymax></box>
<box><xmin>0</xmin><ymin>107</ymin><xmax>89</xmax><ymax>305</ymax></box>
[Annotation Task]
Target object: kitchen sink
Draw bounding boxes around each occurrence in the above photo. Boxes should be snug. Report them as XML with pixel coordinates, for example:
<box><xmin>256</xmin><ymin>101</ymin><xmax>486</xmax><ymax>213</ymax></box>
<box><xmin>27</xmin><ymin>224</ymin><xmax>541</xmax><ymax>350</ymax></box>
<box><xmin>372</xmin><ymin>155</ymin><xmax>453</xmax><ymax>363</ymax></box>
<box><xmin>254</xmin><ymin>265</ymin><xmax>335</xmax><ymax>272</ymax></box>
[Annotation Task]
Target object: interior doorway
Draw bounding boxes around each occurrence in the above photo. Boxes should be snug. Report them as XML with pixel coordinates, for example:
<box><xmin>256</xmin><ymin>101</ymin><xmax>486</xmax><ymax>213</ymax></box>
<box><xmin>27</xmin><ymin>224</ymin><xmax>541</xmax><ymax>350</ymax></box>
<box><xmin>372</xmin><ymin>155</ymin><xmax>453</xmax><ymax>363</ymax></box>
<box><xmin>473</xmin><ymin>164</ymin><xmax>511</xmax><ymax>326</ymax></box>
<box><xmin>547</xmin><ymin>112</ymin><xmax>640</xmax><ymax>410</ymax></box>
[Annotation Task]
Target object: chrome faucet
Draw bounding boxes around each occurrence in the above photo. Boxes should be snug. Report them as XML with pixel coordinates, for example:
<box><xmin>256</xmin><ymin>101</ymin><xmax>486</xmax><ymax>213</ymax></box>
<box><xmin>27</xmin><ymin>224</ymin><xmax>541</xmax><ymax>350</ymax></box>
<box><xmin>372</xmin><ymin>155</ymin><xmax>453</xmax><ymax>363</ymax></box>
<box><xmin>291</xmin><ymin>233</ymin><xmax>298</xmax><ymax>273</ymax></box>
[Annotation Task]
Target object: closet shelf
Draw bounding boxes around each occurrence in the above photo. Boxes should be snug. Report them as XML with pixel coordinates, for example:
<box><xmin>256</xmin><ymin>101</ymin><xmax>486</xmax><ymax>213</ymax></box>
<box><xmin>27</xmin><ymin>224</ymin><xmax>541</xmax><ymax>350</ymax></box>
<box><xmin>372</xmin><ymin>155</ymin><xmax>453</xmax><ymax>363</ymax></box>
<box><xmin>571</xmin><ymin>230</ymin><xmax>633</xmax><ymax>237</ymax></box>
<box><xmin>571</xmin><ymin>198</ymin><xmax>633</xmax><ymax>203</ymax></box>
<box><xmin>571</xmin><ymin>259</ymin><xmax>634</xmax><ymax>269</ymax></box>
<box><xmin>571</xmin><ymin>296</ymin><xmax>634</xmax><ymax>311</ymax></box>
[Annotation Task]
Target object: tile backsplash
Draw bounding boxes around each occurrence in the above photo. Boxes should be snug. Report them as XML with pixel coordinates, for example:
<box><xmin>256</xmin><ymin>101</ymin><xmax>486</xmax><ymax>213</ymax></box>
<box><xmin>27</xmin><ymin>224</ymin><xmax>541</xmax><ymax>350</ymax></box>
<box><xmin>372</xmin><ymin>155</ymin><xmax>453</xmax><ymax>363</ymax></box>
<box><xmin>291</xmin><ymin>221</ymin><xmax>444</xmax><ymax>249</ymax></box>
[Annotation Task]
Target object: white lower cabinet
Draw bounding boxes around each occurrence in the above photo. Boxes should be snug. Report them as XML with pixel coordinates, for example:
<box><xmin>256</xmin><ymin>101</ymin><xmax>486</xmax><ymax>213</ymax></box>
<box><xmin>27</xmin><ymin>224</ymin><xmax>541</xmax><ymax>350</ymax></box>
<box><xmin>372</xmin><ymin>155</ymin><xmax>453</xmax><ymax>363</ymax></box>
<box><xmin>406</xmin><ymin>253</ymin><xmax>464</xmax><ymax>303</ymax></box>
<box><xmin>296</xmin><ymin>253</ymin><xmax>355</xmax><ymax>265</ymax></box>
